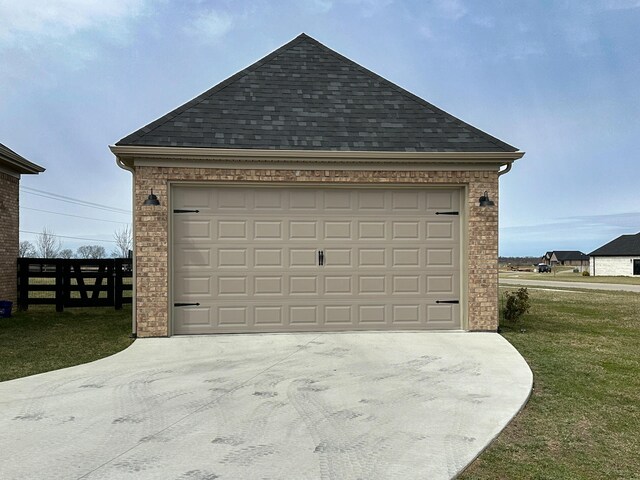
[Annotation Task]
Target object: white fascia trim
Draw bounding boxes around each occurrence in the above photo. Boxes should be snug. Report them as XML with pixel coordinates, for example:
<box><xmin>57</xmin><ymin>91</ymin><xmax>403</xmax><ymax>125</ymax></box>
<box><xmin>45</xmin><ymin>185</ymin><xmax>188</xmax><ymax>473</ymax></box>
<box><xmin>110</xmin><ymin>145</ymin><xmax>525</xmax><ymax>168</ymax></box>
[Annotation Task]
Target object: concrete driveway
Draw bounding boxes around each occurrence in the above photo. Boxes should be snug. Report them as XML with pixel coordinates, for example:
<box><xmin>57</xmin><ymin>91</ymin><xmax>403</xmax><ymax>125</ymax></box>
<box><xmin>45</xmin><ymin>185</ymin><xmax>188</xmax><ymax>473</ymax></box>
<box><xmin>0</xmin><ymin>333</ymin><xmax>531</xmax><ymax>480</ymax></box>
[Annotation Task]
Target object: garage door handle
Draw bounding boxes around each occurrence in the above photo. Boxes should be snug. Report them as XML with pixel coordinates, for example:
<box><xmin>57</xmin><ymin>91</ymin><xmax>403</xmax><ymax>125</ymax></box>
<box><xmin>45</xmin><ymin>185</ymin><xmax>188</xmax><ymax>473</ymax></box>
<box><xmin>435</xmin><ymin>211</ymin><xmax>459</xmax><ymax>216</ymax></box>
<box><xmin>436</xmin><ymin>300</ymin><xmax>459</xmax><ymax>304</ymax></box>
<box><xmin>318</xmin><ymin>250</ymin><xmax>324</xmax><ymax>266</ymax></box>
<box><xmin>174</xmin><ymin>302</ymin><xmax>200</xmax><ymax>307</ymax></box>
<box><xmin>174</xmin><ymin>209</ymin><xmax>200</xmax><ymax>214</ymax></box>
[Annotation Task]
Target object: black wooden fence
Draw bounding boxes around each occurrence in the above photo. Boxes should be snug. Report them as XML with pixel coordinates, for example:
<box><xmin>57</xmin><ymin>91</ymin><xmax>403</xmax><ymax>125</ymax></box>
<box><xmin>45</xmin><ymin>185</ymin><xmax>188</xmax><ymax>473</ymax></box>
<box><xmin>17</xmin><ymin>258</ymin><xmax>132</xmax><ymax>312</ymax></box>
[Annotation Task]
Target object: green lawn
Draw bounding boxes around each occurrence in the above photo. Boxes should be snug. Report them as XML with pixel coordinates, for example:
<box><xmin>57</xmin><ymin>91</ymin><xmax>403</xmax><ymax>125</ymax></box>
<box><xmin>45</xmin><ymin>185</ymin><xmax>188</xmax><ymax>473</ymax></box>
<box><xmin>460</xmin><ymin>288</ymin><xmax>640</xmax><ymax>479</ymax></box>
<box><xmin>500</xmin><ymin>271</ymin><xmax>640</xmax><ymax>285</ymax></box>
<box><xmin>0</xmin><ymin>306</ymin><xmax>133</xmax><ymax>382</ymax></box>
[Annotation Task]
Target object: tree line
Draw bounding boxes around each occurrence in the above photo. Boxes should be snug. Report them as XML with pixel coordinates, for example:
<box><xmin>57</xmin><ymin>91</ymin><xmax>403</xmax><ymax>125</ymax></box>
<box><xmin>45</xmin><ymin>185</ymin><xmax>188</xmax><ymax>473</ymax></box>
<box><xmin>19</xmin><ymin>226</ymin><xmax>132</xmax><ymax>259</ymax></box>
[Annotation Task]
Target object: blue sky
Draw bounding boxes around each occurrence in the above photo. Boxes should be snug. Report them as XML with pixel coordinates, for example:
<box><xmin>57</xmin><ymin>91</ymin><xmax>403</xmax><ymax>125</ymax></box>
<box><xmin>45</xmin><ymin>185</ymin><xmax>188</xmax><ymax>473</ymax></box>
<box><xmin>1</xmin><ymin>0</ymin><xmax>639</xmax><ymax>256</ymax></box>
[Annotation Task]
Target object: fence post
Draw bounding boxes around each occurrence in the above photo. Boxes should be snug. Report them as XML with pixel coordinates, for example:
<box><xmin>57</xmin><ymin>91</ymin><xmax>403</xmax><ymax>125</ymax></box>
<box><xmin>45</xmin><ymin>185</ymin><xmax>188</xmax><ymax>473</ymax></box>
<box><xmin>17</xmin><ymin>258</ymin><xmax>29</xmax><ymax>311</ymax></box>
<box><xmin>114</xmin><ymin>259</ymin><xmax>123</xmax><ymax>310</ymax></box>
<box><xmin>55</xmin><ymin>260</ymin><xmax>64</xmax><ymax>312</ymax></box>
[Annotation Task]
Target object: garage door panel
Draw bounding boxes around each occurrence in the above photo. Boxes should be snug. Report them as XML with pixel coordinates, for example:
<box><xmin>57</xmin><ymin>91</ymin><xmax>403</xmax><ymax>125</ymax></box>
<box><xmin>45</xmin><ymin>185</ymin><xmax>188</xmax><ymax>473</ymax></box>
<box><xmin>426</xmin><ymin>221</ymin><xmax>454</xmax><ymax>240</ymax></box>
<box><xmin>426</xmin><ymin>190</ymin><xmax>457</xmax><ymax>211</ymax></box>
<box><xmin>217</xmin><ymin>220</ymin><xmax>247</xmax><ymax>240</ymax></box>
<box><xmin>324</xmin><ymin>305</ymin><xmax>353</xmax><ymax>324</ymax></box>
<box><xmin>175</xmin><ymin>306</ymin><xmax>212</xmax><ymax>328</ymax></box>
<box><xmin>393</xmin><ymin>275</ymin><xmax>421</xmax><ymax>294</ymax></box>
<box><xmin>289</xmin><ymin>221</ymin><xmax>317</xmax><ymax>239</ymax></box>
<box><xmin>290</xmin><ymin>305</ymin><xmax>319</xmax><ymax>324</ymax></box>
<box><xmin>254</xmin><ymin>276</ymin><xmax>283</xmax><ymax>296</ymax></box>
<box><xmin>391</xmin><ymin>190</ymin><xmax>421</xmax><ymax>210</ymax></box>
<box><xmin>323</xmin><ymin>221</ymin><xmax>352</xmax><ymax>240</ymax></box>
<box><xmin>323</xmin><ymin>248</ymin><xmax>352</xmax><ymax>267</ymax></box>
<box><xmin>358</xmin><ymin>221</ymin><xmax>386</xmax><ymax>240</ymax></box>
<box><xmin>426</xmin><ymin>304</ymin><xmax>458</xmax><ymax>326</ymax></box>
<box><xmin>175</xmin><ymin>247</ymin><xmax>212</xmax><ymax>268</ymax></box>
<box><xmin>254</xmin><ymin>249</ymin><xmax>283</xmax><ymax>268</ymax></box>
<box><xmin>426</xmin><ymin>275</ymin><xmax>455</xmax><ymax>294</ymax></box>
<box><xmin>290</xmin><ymin>276</ymin><xmax>318</xmax><ymax>295</ymax></box>
<box><xmin>217</xmin><ymin>277</ymin><xmax>248</xmax><ymax>296</ymax></box>
<box><xmin>323</xmin><ymin>190</ymin><xmax>352</xmax><ymax>210</ymax></box>
<box><xmin>254</xmin><ymin>306</ymin><xmax>284</xmax><ymax>326</ymax></box>
<box><xmin>392</xmin><ymin>221</ymin><xmax>420</xmax><ymax>240</ymax></box>
<box><xmin>217</xmin><ymin>248</ymin><xmax>247</xmax><ymax>268</ymax></box>
<box><xmin>392</xmin><ymin>248</ymin><xmax>421</xmax><ymax>267</ymax></box>
<box><xmin>324</xmin><ymin>276</ymin><xmax>352</xmax><ymax>295</ymax></box>
<box><xmin>392</xmin><ymin>305</ymin><xmax>421</xmax><ymax>324</ymax></box>
<box><xmin>289</xmin><ymin>190</ymin><xmax>318</xmax><ymax>209</ymax></box>
<box><xmin>173</xmin><ymin>186</ymin><xmax>462</xmax><ymax>334</ymax></box>
<box><xmin>174</xmin><ymin>219</ymin><xmax>211</xmax><ymax>241</ymax></box>
<box><xmin>359</xmin><ymin>248</ymin><xmax>386</xmax><ymax>267</ymax></box>
<box><xmin>290</xmin><ymin>249</ymin><xmax>316</xmax><ymax>267</ymax></box>
<box><xmin>254</xmin><ymin>221</ymin><xmax>283</xmax><ymax>240</ymax></box>
<box><xmin>217</xmin><ymin>306</ymin><xmax>249</xmax><ymax>327</ymax></box>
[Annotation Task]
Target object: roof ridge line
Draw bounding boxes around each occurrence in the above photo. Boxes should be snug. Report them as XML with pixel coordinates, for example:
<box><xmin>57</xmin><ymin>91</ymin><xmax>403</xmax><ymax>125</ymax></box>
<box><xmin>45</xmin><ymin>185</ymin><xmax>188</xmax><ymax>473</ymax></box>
<box><xmin>116</xmin><ymin>34</ymin><xmax>310</xmax><ymax>145</ymax></box>
<box><xmin>300</xmin><ymin>35</ymin><xmax>517</xmax><ymax>152</ymax></box>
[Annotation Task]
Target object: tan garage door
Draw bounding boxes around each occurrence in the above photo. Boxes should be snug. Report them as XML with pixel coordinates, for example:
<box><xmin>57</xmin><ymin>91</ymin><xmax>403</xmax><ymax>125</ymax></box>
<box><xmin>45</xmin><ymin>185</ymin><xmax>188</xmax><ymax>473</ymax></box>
<box><xmin>172</xmin><ymin>186</ymin><xmax>461</xmax><ymax>334</ymax></box>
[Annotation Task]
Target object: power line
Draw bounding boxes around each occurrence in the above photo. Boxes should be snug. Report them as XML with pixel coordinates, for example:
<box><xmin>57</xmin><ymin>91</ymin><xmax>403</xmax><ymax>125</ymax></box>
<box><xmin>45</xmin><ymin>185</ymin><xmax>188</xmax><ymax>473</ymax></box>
<box><xmin>20</xmin><ymin>207</ymin><xmax>131</xmax><ymax>225</ymax></box>
<box><xmin>20</xmin><ymin>187</ymin><xmax>131</xmax><ymax>214</ymax></box>
<box><xmin>19</xmin><ymin>230</ymin><xmax>117</xmax><ymax>244</ymax></box>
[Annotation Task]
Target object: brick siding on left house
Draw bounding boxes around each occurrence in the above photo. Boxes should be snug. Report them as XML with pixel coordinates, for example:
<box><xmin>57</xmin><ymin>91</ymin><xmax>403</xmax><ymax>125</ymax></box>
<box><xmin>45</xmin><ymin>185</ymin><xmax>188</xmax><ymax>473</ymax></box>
<box><xmin>0</xmin><ymin>172</ymin><xmax>19</xmax><ymax>304</ymax></box>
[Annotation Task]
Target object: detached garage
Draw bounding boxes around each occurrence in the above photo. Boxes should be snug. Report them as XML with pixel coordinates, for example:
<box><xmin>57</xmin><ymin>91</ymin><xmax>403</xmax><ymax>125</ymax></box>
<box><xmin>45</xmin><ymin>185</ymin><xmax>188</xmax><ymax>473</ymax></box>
<box><xmin>111</xmin><ymin>34</ymin><xmax>524</xmax><ymax>337</ymax></box>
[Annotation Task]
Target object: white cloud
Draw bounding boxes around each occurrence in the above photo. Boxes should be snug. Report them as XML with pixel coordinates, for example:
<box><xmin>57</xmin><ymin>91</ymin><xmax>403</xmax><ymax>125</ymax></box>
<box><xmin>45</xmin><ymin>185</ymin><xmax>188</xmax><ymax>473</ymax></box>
<box><xmin>0</xmin><ymin>0</ymin><xmax>149</xmax><ymax>47</ymax></box>
<box><xmin>187</xmin><ymin>9</ymin><xmax>234</xmax><ymax>41</ymax></box>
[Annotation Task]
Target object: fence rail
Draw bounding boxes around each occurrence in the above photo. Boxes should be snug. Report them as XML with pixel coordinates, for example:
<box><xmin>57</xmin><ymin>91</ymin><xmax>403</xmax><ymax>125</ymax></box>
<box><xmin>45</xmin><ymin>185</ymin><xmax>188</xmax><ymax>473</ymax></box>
<box><xmin>17</xmin><ymin>258</ymin><xmax>132</xmax><ymax>312</ymax></box>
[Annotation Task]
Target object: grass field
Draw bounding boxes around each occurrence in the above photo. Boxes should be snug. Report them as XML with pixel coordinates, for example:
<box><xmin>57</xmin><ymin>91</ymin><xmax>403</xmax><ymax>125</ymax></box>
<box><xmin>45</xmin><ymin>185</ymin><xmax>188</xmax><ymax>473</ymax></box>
<box><xmin>500</xmin><ymin>270</ymin><xmax>640</xmax><ymax>285</ymax></box>
<box><xmin>0</xmin><ymin>306</ymin><xmax>133</xmax><ymax>382</ymax></box>
<box><xmin>460</xmin><ymin>287</ymin><xmax>640</xmax><ymax>479</ymax></box>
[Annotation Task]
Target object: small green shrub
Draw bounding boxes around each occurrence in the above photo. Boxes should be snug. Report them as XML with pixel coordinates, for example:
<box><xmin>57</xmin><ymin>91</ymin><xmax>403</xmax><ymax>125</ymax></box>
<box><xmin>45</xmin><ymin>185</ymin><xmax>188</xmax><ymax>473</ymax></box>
<box><xmin>582</xmin><ymin>270</ymin><xmax>590</xmax><ymax>276</ymax></box>
<box><xmin>502</xmin><ymin>288</ymin><xmax>531</xmax><ymax>322</ymax></box>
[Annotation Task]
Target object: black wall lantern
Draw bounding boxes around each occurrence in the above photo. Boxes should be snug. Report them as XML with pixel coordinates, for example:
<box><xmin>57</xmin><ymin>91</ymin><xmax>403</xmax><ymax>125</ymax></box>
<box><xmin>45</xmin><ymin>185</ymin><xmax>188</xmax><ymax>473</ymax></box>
<box><xmin>143</xmin><ymin>189</ymin><xmax>160</xmax><ymax>206</ymax></box>
<box><xmin>478</xmin><ymin>191</ymin><xmax>495</xmax><ymax>207</ymax></box>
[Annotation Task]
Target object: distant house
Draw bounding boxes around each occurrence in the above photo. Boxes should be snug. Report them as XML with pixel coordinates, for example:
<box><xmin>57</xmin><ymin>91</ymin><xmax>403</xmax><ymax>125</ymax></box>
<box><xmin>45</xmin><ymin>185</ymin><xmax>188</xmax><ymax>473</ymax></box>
<box><xmin>541</xmin><ymin>251</ymin><xmax>589</xmax><ymax>270</ymax></box>
<box><xmin>0</xmin><ymin>143</ymin><xmax>45</xmax><ymax>304</ymax></box>
<box><xmin>589</xmin><ymin>233</ymin><xmax>640</xmax><ymax>277</ymax></box>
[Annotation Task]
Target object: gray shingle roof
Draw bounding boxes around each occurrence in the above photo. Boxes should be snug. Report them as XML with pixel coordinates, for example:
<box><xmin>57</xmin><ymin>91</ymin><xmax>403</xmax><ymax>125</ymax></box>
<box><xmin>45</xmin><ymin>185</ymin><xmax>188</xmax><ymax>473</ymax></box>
<box><xmin>552</xmin><ymin>251</ymin><xmax>589</xmax><ymax>262</ymax></box>
<box><xmin>117</xmin><ymin>33</ymin><xmax>518</xmax><ymax>152</ymax></box>
<box><xmin>0</xmin><ymin>143</ymin><xmax>45</xmax><ymax>174</ymax></box>
<box><xmin>589</xmin><ymin>233</ymin><xmax>640</xmax><ymax>256</ymax></box>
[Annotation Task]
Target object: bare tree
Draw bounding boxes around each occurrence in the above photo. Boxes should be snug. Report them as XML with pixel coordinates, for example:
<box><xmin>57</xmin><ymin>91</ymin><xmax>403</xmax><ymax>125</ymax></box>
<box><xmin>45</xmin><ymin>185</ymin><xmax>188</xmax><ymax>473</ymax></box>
<box><xmin>19</xmin><ymin>241</ymin><xmax>36</xmax><ymax>257</ymax></box>
<box><xmin>112</xmin><ymin>225</ymin><xmax>132</xmax><ymax>258</ymax></box>
<box><xmin>77</xmin><ymin>245</ymin><xmax>107</xmax><ymax>259</ymax></box>
<box><xmin>59</xmin><ymin>249</ymin><xmax>74</xmax><ymax>259</ymax></box>
<box><xmin>35</xmin><ymin>227</ymin><xmax>62</xmax><ymax>258</ymax></box>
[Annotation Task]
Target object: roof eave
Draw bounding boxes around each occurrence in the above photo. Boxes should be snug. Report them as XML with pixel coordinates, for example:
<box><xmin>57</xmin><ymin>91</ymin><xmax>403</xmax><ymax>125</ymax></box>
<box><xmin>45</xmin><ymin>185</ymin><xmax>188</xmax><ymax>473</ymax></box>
<box><xmin>0</xmin><ymin>150</ymin><xmax>45</xmax><ymax>175</ymax></box>
<box><xmin>110</xmin><ymin>145</ymin><xmax>525</xmax><ymax>169</ymax></box>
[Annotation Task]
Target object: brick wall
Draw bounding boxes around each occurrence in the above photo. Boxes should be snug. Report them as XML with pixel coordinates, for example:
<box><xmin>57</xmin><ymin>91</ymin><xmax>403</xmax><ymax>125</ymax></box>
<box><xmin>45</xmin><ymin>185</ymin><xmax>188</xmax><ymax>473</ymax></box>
<box><xmin>0</xmin><ymin>172</ymin><xmax>19</xmax><ymax>304</ymax></box>
<box><xmin>134</xmin><ymin>166</ymin><xmax>499</xmax><ymax>336</ymax></box>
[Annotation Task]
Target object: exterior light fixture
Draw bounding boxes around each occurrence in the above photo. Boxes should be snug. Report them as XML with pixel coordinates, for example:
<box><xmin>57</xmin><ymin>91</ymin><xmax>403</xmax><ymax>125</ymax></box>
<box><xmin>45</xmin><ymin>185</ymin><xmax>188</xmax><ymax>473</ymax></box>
<box><xmin>478</xmin><ymin>191</ymin><xmax>495</xmax><ymax>207</ymax></box>
<box><xmin>143</xmin><ymin>189</ymin><xmax>160</xmax><ymax>206</ymax></box>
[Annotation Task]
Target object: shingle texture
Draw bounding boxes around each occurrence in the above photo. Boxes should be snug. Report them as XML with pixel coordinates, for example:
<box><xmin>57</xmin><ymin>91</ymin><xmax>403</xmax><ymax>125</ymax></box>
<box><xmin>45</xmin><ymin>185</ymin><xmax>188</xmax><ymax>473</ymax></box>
<box><xmin>117</xmin><ymin>34</ymin><xmax>517</xmax><ymax>152</ymax></box>
<box><xmin>552</xmin><ymin>251</ymin><xmax>589</xmax><ymax>262</ymax></box>
<box><xmin>589</xmin><ymin>233</ymin><xmax>640</xmax><ymax>256</ymax></box>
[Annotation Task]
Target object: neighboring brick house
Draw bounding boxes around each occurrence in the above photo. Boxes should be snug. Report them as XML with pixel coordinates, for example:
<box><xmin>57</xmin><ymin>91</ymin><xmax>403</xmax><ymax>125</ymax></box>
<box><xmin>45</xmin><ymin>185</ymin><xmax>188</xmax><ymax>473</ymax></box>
<box><xmin>541</xmin><ymin>250</ymin><xmax>590</xmax><ymax>270</ymax></box>
<box><xmin>589</xmin><ymin>233</ymin><xmax>640</xmax><ymax>276</ymax></box>
<box><xmin>0</xmin><ymin>144</ymin><xmax>45</xmax><ymax>305</ymax></box>
<box><xmin>111</xmin><ymin>33</ymin><xmax>524</xmax><ymax>337</ymax></box>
